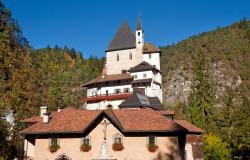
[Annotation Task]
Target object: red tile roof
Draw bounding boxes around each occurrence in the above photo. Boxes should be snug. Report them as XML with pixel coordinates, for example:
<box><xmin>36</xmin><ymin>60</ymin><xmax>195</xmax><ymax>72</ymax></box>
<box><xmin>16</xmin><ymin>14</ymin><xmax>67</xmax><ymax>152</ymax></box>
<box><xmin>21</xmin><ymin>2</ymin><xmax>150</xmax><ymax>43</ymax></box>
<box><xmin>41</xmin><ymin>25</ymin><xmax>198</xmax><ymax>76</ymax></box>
<box><xmin>81</xmin><ymin>74</ymin><xmax>133</xmax><ymax>87</ymax></box>
<box><xmin>175</xmin><ymin>120</ymin><xmax>205</xmax><ymax>133</ymax></box>
<box><xmin>20</xmin><ymin>107</ymin><xmax>204</xmax><ymax>134</ymax></box>
<box><xmin>21</xmin><ymin>108</ymin><xmax>101</xmax><ymax>134</ymax></box>
<box><xmin>112</xmin><ymin>109</ymin><xmax>182</xmax><ymax>132</ymax></box>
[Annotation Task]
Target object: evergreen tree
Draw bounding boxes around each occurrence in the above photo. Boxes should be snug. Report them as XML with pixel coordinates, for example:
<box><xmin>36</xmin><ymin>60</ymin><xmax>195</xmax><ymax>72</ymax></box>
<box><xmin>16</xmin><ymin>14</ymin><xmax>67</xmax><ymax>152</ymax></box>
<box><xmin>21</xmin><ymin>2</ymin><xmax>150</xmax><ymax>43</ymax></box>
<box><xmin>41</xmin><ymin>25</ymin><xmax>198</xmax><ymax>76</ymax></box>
<box><xmin>186</xmin><ymin>48</ymin><xmax>216</xmax><ymax>133</ymax></box>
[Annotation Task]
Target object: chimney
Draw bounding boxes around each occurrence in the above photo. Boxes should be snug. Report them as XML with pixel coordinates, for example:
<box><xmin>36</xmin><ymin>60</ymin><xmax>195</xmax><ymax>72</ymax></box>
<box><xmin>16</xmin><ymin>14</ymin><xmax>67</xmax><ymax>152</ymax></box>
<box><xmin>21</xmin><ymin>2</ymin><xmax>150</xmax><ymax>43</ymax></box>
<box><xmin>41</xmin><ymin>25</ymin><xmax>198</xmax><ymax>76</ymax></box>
<box><xmin>43</xmin><ymin>112</ymin><xmax>50</xmax><ymax>123</ymax></box>
<box><xmin>40</xmin><ymin>106</ymin><xmax>48</xmax><ymax>117</ymax></box>
<box><xmin>57</xmin><ymin>107</ymin><xmax>62</xmax><ymax>112</ymax></box>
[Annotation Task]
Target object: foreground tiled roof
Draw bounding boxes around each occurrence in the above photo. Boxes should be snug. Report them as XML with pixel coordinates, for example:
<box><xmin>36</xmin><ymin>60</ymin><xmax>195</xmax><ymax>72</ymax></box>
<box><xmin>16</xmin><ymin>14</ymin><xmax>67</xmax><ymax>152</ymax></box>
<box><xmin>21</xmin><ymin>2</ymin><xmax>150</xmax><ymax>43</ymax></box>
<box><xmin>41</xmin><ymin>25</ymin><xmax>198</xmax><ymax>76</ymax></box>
<box><xmin>21</xmin><ymin>108</ymin><xmax>101</xmax><ymax>134</ymax></box>
<box><xmin>81</xmin><ymin>74</ymin><xmax>133</xmax><ymax>87</ymax></box>
<box><xmin>112</xmin><ymin>109</ymin><xmax>182</xmax><ymax>132</ymax></box>
<box><xmin>106</xmin><ymin>21</ymin><xmax>136</xmax><ymax>52</ymax></box>
<box><xmin>143</xmin><ymin>43</ymin><xmax>161</xmax><ymax>53</ymax></box>
<box><xmin>21</xmin><ymin>107</ymin><xmax>204</xmax><ymax>135</ymax></box>
<box><xmin>128</xmin><ymin>61</ymin><xmax>160</xmax><ymax>73</ymax></box>
<box><xmin>175</xmin><ymin>120</ymin><xmax>205</xmax><ymax>133</ymax></box>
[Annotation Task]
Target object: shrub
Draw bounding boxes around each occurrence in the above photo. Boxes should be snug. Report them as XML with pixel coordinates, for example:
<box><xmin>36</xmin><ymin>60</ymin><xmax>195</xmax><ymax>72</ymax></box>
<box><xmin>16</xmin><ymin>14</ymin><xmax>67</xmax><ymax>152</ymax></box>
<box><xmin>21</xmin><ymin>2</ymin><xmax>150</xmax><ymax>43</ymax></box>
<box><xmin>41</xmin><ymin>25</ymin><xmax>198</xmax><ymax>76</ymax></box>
<box><xmin>49</xmin><ymin>144</ymin><xmax>60</xmax><ymax>153</ymax></box>
<box><xmin>203</xmin><ymin>134</ymin><xmax>231</xmax><ymax>160</ymax></box>
<box><xmin>112</xmin><ymin>143</ymin><xmax>124</xmax><ymax>151</ymax></box>
<box><xmin>147</xmin><ymin>144</ymin><xmax>158</xmax><ymax>152</ymax></box>
<box><xmin>80</xmin><ymin>144</ymin><xmax>91</xmax><ymax>152</ymax></box>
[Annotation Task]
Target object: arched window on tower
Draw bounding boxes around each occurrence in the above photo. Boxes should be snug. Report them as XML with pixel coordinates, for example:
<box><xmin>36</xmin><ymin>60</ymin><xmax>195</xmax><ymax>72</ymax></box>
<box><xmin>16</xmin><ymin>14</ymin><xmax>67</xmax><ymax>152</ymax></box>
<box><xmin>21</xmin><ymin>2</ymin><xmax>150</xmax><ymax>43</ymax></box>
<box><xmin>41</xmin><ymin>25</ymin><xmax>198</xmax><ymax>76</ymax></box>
<box><xmin>129</xmin><ymin>52</ymin><xmax>132</xmax><ymax>60</ymax></box>
<box><xmin>116</xmin><ymin>54</ymin><xmax>119</xmax><ymax>61</ymax></box>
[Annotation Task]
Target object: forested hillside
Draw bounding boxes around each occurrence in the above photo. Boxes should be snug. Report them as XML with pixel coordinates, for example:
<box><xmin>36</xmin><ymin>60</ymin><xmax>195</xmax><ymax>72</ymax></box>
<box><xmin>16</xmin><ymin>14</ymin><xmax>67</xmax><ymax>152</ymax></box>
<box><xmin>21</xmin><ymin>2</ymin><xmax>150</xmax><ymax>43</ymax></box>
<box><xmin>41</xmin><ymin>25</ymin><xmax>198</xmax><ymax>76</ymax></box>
<box><xmin>0</xmin><ymin>2</ymin><xmax>104</xmax><ymax>159</ymax></box>
<box><xmin>161</xmin><ymin>18</ymin><xmax>250</xmax><ymax>159</ymax></box>
<box><xmin>161</xmin><ymin>18</ymin><xmax>250</xmax><ymax>106</ymax></box>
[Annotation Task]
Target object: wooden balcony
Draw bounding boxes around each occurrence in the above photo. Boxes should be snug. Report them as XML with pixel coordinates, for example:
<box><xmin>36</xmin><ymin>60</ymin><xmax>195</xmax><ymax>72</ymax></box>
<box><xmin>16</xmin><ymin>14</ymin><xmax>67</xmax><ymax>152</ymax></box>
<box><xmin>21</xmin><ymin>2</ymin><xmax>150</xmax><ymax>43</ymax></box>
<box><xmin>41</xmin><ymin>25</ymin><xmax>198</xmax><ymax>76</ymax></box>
<box><xmin>81</xmin><ymin>92</ymin><xmax>132</xmax><ymax>102</ymax></box>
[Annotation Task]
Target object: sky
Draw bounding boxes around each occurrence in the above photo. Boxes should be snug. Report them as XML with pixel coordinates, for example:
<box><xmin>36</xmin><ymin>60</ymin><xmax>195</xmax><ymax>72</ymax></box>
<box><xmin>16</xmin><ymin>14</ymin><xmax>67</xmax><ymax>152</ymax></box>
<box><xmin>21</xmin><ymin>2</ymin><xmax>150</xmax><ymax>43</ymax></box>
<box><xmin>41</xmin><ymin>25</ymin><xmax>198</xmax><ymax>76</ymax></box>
<box><xmin>4</xmin><ymin>0</ymin><xmax>250</xmax><ymax>58</ymax></box>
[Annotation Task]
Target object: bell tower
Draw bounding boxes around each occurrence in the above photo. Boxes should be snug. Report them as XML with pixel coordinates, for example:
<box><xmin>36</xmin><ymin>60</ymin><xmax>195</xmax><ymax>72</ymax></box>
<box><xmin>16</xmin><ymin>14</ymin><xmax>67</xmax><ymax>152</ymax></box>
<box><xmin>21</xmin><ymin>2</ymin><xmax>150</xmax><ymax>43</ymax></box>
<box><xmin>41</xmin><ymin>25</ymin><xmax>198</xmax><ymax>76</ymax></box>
<box><xmin>136</xmin><ymin>16</ymin><xmax>144</xmax><ymax>50</ymax></box>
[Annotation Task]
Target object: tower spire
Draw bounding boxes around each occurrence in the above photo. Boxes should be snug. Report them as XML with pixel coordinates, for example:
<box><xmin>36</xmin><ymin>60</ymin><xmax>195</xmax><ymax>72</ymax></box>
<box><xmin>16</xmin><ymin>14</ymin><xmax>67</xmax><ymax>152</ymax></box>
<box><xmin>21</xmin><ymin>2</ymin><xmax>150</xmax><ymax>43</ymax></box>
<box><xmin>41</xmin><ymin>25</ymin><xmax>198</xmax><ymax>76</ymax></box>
<box><xmin>136</xmin><ymin>15</ymin><xmax>142</xmax><ymax>30</ymax></box>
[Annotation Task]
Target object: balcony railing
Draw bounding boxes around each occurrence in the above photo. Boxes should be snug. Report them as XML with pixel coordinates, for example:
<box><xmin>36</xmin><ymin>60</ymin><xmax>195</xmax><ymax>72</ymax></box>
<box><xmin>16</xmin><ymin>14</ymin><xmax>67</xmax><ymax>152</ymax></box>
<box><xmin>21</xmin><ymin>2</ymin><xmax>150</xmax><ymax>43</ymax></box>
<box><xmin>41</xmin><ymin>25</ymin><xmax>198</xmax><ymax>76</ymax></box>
<box><xmin>87</xmin><ymin>92</ymin><xmax>132</xmax><ymax>98</ymax></box>
<box><xmin>81</xmin><ymin>92</ymin><xmax>132</xmax><ymax>102</ymax></box>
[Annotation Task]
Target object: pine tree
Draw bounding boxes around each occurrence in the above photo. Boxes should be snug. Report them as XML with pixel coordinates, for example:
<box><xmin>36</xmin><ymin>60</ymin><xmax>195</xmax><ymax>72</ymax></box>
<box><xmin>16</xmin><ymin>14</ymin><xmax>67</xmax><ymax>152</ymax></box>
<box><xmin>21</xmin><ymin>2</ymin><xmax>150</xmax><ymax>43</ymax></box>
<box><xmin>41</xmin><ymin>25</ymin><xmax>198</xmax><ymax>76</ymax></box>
<box><xmin>187</xmin><ymin>48</ymin><xmax>216</xmax><ymax>133</ymax></box>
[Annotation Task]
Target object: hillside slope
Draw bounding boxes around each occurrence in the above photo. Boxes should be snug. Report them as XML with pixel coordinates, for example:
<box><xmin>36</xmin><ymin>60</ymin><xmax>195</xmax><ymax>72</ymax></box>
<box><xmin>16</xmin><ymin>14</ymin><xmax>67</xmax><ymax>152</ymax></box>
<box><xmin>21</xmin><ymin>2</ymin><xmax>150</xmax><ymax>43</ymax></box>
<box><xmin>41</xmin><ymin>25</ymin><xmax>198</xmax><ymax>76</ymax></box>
<box><xmin>160</xmin><ymin>19</ymin><xmax>250</xmax><ymax>106</ymax></box>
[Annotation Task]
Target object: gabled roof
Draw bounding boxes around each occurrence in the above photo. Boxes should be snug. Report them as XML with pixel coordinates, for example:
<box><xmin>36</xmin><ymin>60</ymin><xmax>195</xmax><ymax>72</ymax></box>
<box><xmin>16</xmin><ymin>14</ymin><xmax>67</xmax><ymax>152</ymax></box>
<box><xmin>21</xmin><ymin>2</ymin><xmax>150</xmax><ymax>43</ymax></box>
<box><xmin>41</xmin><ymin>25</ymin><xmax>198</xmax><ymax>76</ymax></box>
<box><xmin>21</xmin><ymin>107</ymin><xmax>202</xmax><ymax>135</ymax></box>
<box><xmin>81</xmin><ymin>73</ymin><xmax>133</xmax><ymax>87</ymax></box>
<box><xmin>143</xmin><ymin>43</ymin><xmax>161</xmax><ymax>53</ymax></box>
<box><xmin>106</xmin><ymin>21</ymin><xmax>136</xmax><ymax>52</ymax></box>
<box><xmin>128</xmin><ymin>61</ymin><xmax>160</xmax><ymax>73</ymax></box>
<box><xmin>118</xmin><ymin>93</ymin><xmax>163</xmax><ymax>110</ymax></box>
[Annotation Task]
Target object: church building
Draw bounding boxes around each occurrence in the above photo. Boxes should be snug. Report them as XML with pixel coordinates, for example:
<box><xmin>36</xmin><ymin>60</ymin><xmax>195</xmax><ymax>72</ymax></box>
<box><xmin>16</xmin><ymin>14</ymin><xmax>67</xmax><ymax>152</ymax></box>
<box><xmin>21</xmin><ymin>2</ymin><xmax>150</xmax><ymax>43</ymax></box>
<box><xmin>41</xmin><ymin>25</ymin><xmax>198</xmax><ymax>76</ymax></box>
<box><xmin>81</xmin><ymin>17</ymin><xmax>162</xmax><ymax>110</ymax></box>
<box><xmin>20</xmin><ymin>17</ymin><xmax>204</xmax><ymax>160</ymax></box>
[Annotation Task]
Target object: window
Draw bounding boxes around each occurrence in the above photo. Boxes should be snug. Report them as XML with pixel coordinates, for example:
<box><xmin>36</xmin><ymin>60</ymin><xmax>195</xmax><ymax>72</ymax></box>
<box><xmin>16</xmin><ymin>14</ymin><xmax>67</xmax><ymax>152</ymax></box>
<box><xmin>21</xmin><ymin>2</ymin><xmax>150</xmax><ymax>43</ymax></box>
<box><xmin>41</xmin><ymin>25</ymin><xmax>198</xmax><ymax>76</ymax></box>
<box><xmin>113</xmin><ymin>133</ymin><xmax>123</xmax><ymax>144</ymax></box>
<box><xmin>106</xmin><ymin>90</ymin><xmax>108</xmax><ymax>95</ymax></box>
<box><xmin>116</xmin><ymin>54</ymin><xmax>119</xmax><ymax>61</ymax></box>
<box><xmin>123</xmin><ymin>88</ymin><xmax>130</xmax><ymax>93</ymax></box>
<box><xmin>143</xmin><ymin>73</ymin><xmax>147</xmax><ymax>78</ymax></box>
<box><xmin>148</xmin><ymin>136</ymin><xmax>156</xmax><ymax>145</ymax></box>
<box><xmin>138</xmin><ymin>32</ymin><xmax>140</xmax><ymax>36</ymax></box>
<box><xmin>50</xmin><ymin>137</ymin><xmax>59</xmax><ymax>146</ymax></box>
<box><xmin>129</xmin><ymin>52</ymin><xmax>132</xmax><ymax>60</ymax></box>
<box><xmin>117</xmin><ymin>80</ymin><xmax>121</xmax><ymax>84</ymax></box>
<box><xmin>114</xmin><ymin>89</ymin><xmax>121</xmax><ymax>94</ymax></box>
<box><xmin>82</xmin><ymin>136</ymin><xmax>91</xmax><ymax>146</ymax></box>
<box><xmin>149</xmin><ymin>53</ymin><xmax>151</xmax><ymax>59</ymax></box>
<box><xmin>134</xmin><ymin>75</ymin><xmax>137</xmax><ymax>79</ymax></box>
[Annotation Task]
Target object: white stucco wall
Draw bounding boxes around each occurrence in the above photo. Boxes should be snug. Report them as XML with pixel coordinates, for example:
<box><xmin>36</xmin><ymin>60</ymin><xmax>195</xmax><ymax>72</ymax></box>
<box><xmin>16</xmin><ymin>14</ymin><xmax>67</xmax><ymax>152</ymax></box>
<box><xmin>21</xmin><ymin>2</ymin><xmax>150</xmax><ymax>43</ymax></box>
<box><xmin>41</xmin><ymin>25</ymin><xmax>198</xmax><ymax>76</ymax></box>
<box><xmin>106</xmin><ymin>48</ymin><xmax>143</xmax><ymax>75</ymax></box>
<box><xmin>86</xmin><ymin>100</ymin><xmax>125</xmax><ymax>110</ymax></box>
<box><xmin>143</xmin><ymin>52</ymin><xmax>161</xmax><ymax>70</ymax></box>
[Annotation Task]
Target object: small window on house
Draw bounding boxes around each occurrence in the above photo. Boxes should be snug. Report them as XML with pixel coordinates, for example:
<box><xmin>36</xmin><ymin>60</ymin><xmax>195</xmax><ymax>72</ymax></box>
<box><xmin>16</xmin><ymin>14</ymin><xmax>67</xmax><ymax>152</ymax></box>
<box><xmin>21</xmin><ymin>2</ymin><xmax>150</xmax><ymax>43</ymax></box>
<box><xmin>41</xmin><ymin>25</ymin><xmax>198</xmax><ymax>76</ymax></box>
<box><xmin>50</xmin><ymin>137</ymin><xmax>59</xmax><ymax>147</ymax></box>
<box><xmin>113</xmin><ymin>133</ymin><xmax>123</xmax><ymax>144</ymax></box>
<box><xmin>114</xmin><ymin>89</ymin><xmax>121</xmax><ymax>94</ymax></box>
<box><xmin>149</xmin><ymin>53</ymin><xmax>152</xmax><ymax>59</ymax></box>
<box><xmin>82</xmin><ymin>136</ymin><xmax>91</xmax><ymax>146</ymax></box>
<box><xmin>106</xmin><ymin>90</ymin><xmax>108</xmax><ymax>95</ymax></box>
<box><xmin>134</xmin><ymin>75</ymin><xmax>137</xmax><ymax>79</ymax></box>
<box><xmin>116</xmin><ymin>54</ymin><xmax>119</xmax><ymax>61</ymax></box>
<box><xmin>143</xmin><ymin>74</ymin><xmax>147</xmax><ymax>78</ymax></box>
<box><xmin>138</xmin><ymin>32</ymin><xmax>140</xmax><ymax>36</ymax></box>
<box><xmin>123</xmin><ymin>88</ymin><xmax>130</xmax><ymax>93</ymax></box>
<box><xmin>148</xmin><ymin>136</ymin><xmax>156</xmax><ymax>145</ymax></box>
<box><xmin>129</xmin><ymin>52</ymin><xmax>132</xmax><ymax>60</ymax></box>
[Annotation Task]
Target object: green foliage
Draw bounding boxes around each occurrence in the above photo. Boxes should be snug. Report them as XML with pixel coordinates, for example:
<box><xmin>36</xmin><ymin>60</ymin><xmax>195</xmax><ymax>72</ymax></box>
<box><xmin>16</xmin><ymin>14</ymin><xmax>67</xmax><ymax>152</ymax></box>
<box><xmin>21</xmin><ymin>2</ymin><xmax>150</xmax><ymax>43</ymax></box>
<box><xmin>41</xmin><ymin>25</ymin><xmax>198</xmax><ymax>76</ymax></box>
<box><xmin>203</xmin><ymin>134</ymin><xmax>231</xmax><ymax>160</ymax></box>
<box><xmin>186</xmin><ymin>49</ymin><xmax>216</xmax><ymax>133</ymax></box>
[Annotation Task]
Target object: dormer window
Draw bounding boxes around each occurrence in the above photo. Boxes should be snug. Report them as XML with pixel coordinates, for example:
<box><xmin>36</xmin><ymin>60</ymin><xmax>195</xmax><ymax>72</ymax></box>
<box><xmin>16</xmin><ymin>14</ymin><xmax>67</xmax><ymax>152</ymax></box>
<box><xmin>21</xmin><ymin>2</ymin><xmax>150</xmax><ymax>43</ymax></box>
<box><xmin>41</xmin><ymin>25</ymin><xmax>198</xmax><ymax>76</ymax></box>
<box><xmin>116</xmin><ymin>54</ymin><xmax>119</xmax><ymax>61</ymax></box>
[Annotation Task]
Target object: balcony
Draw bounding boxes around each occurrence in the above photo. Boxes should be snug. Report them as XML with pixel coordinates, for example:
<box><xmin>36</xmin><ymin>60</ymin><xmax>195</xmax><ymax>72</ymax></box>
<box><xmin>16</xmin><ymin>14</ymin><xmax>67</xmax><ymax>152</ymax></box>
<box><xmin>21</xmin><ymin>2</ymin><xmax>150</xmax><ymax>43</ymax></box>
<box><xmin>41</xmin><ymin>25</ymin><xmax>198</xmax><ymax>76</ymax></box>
<box><xmin>81</xmin><ymin>92</ymin><xmax>132</xmax><ymax>103</ymax></box>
